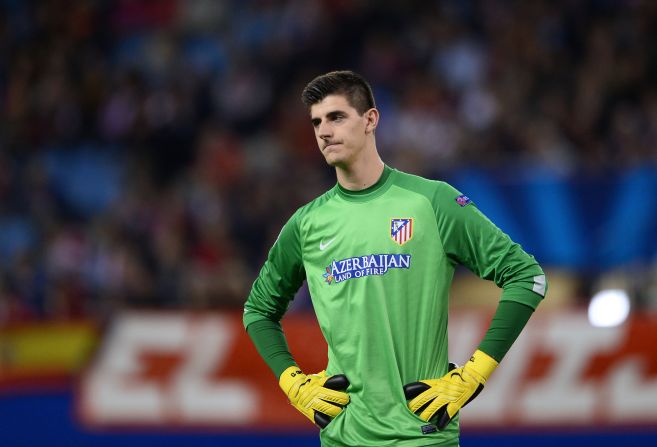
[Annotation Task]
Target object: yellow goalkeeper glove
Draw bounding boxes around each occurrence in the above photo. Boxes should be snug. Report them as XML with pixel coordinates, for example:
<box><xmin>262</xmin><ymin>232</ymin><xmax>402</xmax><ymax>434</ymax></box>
<box><xmin>279</xmin><ymin>366</ymin><xmax>350</xmax><ymax>428</ymax></box>
<box><xmin>403</xmin><ymin>350</ymin><xmax>498</xmax><ymax>429</ymax></box>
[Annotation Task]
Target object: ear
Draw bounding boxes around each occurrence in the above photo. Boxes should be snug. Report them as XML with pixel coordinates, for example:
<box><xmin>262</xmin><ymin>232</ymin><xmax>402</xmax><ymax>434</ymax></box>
<box><xmin>364</xmin><ymin>108</ymin><xmax>379</xmax><ymax>134</ymax></box>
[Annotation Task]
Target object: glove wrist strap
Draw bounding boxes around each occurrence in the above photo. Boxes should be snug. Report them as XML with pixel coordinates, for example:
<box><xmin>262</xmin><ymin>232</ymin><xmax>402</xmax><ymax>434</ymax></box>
<box><xmin>466</xmin><ymin>349</ymin><xmax>499</xmax><ymax>383</ymax></box>
<box><xmin>279</xmin><ymin>365</ymin><xmax>304</xmax><ymax>395</ymax></box>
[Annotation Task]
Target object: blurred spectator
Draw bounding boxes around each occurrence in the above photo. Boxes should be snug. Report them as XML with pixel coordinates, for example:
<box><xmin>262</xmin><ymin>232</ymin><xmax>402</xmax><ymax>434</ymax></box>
<box><xmin>1</xmin><ymin>0</ymin><xmax>657</xmax><ymax>322</ymax></box>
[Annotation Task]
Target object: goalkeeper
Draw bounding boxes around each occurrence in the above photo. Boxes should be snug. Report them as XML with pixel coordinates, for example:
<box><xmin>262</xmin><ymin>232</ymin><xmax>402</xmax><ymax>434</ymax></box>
<box><xmin>243</xmin><ymin>70</ymin><xmax>547</xmax><ymax>446</ymax></box>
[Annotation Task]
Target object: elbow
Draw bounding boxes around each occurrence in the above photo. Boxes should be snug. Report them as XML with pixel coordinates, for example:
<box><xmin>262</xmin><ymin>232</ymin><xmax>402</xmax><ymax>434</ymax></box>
<box><xmin>533</xmin><ymin>272</ymin><xmax>548</xmax><ymax>299</ymax></box>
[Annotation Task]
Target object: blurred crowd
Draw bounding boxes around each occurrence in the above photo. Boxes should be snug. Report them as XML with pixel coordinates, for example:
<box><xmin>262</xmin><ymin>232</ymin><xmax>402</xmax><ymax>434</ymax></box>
<box><xmin>1</xmin><ymin>0</ymin><xmax>656</xmax><ymax>323</ymax></box>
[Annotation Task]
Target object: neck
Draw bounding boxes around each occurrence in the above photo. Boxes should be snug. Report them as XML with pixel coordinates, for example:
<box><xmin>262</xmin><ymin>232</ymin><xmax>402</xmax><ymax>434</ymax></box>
<box><xmin>335</xmin><ymin>146</ymin><xmax>385</xmax><ymax>191</ymax></box>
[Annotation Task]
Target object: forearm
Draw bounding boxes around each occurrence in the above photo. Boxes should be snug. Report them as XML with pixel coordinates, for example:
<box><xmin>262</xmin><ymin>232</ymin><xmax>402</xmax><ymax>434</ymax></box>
<box><xmin>246</xmin><ymin>319</ymin><xmax>296</xmax><ymax>378</ymax></box>
<box><xmin>477</xmin><ymin>299</ymin><xmax>535</xmax><ymax>362</ymax></box>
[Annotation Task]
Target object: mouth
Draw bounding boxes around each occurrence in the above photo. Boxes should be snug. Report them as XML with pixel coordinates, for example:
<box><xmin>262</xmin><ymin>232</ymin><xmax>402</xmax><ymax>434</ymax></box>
<box><xmin>323</xmin><ymin>142</ymin><xmax>341</xmax><ymax>151</ymax></box>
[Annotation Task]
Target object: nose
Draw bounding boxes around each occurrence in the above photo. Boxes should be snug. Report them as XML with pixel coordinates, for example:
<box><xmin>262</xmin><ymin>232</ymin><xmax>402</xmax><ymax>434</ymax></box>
<box><xmin>317</xmin><ymin>120</ymin><xmax>332</xmax><ymax>140</ymax></box>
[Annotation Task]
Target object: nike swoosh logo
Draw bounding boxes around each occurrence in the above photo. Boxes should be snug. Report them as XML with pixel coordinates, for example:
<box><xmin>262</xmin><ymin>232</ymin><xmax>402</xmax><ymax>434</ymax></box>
<box><xmin>319</xmin><ymin>237</ymin><xmax>336</xmax><ymax>251</ymax></box>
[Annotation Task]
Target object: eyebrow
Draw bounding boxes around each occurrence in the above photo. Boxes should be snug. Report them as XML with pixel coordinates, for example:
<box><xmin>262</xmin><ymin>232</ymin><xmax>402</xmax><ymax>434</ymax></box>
<box><xmin>310</xmin><ymin>110</ymin><xmax>348</xmax><ymax>126</ymax></box>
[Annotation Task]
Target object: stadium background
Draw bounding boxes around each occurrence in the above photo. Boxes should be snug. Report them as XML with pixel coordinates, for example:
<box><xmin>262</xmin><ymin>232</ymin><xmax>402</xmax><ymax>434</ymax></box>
<box><xmin>1</xmin><ymin>0</ymin><xmax>656</xmax><ymax>446</ymax></box>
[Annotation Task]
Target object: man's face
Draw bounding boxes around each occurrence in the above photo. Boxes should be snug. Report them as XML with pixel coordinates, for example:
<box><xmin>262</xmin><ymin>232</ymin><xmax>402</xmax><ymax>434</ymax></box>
<box><xmin>310</xmin><ymin>94</ymin><xmax>371</xmax><ymax>167</ymax></box>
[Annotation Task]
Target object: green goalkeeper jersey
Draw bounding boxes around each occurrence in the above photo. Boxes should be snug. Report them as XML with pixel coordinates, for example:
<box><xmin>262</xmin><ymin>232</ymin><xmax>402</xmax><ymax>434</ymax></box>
<box><xmin>243</xmin><ymin>166</ymin><xmax>545</xmax><ymax>447</ymax></box>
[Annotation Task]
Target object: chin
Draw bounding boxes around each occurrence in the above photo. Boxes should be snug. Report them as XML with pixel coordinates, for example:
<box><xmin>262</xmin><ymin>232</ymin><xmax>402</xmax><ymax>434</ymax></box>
<box><xmin>324</xmin><ymin>154</ymin><xmax>345</xmax><ymax>167</ymax></box>
<box><xmin>321</xmin><ymin>147</ymin><xmax>352</xmax><ymax>168</ymax></box>
<box><xmin>322</xmin><ymin>151</ymin><xmax>338</xmax><ymax>165</ymax></box>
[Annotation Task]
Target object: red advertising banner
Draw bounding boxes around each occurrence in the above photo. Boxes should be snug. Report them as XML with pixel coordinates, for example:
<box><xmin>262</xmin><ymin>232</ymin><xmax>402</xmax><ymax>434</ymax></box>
<box><xmin>78</xmin><ymin>312</ymin><xmax>325</xmax><ymax>430</ymax></box>
<box><xmin>78</xmin><ymin>311</ymin><xmax>657</xmax><ymax>430</ymax></box>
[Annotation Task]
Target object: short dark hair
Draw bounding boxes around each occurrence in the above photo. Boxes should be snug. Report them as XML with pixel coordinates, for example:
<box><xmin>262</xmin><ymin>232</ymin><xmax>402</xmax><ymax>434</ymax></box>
<box><xmin>301</xmin><ymin>70</ymin><xmax>376</xmax><ymax>115</ymax></box>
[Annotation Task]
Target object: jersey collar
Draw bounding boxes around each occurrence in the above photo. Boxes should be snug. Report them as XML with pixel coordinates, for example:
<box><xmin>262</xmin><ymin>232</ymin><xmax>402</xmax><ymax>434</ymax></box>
<box><xmin>334</xmin><ymin>165</ymin><xmax>394</xmax><ymax>202</ymax></box>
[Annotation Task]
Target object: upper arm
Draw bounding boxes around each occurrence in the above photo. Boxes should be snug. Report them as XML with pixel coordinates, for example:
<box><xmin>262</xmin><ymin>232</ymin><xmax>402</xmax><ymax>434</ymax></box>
<box><xmin>433</xmin><ymin>182</ymin><xmax>546</xmax><ymax>307</ymax></box>
<box><xmin>243</xmin><ymin>211</ymin><xmax>306</xmax><ymax>328</ymax></box>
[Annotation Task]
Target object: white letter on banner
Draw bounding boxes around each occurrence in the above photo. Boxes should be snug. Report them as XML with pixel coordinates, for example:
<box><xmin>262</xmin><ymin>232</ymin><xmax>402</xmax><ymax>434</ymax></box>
<box><xmin>465</xmin><ymin>327</ymin><xmax>533</xmax><ymax>422</ymax></box>
<box><xmin>448</xmin><ymin>311</ymin><xmax>527</xmax><ymax>422</ymax></box>
<box><xmin>82</xmin><ymin>314</ymin><xmax>257</xmax><ymax>425</ymax></box>
<box><xmin>607</xmin><ymin>358</ymin><xmax>657</xmax><ymax>421</ymax></box>
<box><xmin>520</xmin><ymin>314</ymin><xmax>623</xmax><ymax>423</ymax></box>
<box><xmin>447</xmin><ymin>313</ymin><xmax>487</xmax><ymax>367</ymax></box>
<box><xmin>84</xmin><ymin>314</ymin><xmax>188</xmax><ymax>423</ymax></box>
<box><xmin>174</xmin><ymin>315</ymin><xmax>257</xmax><ymax>424</ymax></box>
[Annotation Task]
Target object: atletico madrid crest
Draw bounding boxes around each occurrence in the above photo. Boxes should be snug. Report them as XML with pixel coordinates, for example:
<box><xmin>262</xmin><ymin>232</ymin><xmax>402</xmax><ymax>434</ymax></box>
<box><xmin>390</xmin><ymin>218</ymin><xmax>413</xmax><ymax>245</ymax></box>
